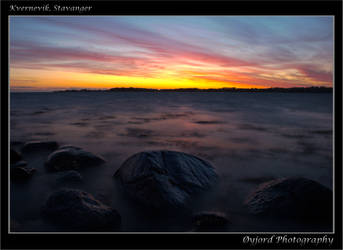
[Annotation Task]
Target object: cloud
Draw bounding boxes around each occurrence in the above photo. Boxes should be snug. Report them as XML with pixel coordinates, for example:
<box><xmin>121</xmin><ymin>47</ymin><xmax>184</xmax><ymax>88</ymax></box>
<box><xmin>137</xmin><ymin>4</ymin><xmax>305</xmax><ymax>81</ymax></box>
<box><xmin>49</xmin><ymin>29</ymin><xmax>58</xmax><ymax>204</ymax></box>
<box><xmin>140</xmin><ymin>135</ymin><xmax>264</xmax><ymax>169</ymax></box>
<box><xmin>295</xmin><ymin>64</ymin><xmax>333</xmax><ymax>83</ymax></box>
<box><xmin>10</xmin><ymin>16</ymin><xmax>334</xmax><ymax>88</ymax></box>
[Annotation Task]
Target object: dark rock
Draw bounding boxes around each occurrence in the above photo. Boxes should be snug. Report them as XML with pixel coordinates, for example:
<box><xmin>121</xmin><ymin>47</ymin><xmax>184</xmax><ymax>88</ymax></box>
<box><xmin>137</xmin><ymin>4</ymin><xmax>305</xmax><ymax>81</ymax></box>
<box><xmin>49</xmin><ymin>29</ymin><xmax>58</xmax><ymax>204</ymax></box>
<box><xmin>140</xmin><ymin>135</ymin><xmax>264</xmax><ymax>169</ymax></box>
<box><xmin>41</xmin><ymin>189</ymin><xmax>121</xmax><ymax>231</ymax></box>
<box><xmin>45</xmin><ymin>146</ymin><xmax>105</xmax><ymax>172</ymax></box>
<box><xmin>244</xmin><ymin>177</ymin><xmax>333</xmax><ymax>222</ymax></box>
<box><xmin>10</xmin><ymin>149</ymin><xmax>22</xmax><ymax>164</ymax></box>
<box><xmin>114</xmin><ymin>150</ymin><xmax>218</xmax><ymax>209</ymax></box>
<box><xmin>11</xmin><ymin>160</ymin><xmax>27</xmax><ymax>168</ymax></box>
<box><xmin>22</xmin><ymin>141</ymin><xmax>59</xmax><ymax>153</ymax></box>
<box><xmin>192</xmin><ymin>211</ymin><xmax>229</xmax><ymax>231</ymax></box>
<box><xmin>11</xmin><ymin>167</ymin><xmax>36</xmax><ymax>182</ymax></box>
<box><xmin>56</xmin><ymin>170</ymin><xmax>83</xmax><ymax>183</ymax></box>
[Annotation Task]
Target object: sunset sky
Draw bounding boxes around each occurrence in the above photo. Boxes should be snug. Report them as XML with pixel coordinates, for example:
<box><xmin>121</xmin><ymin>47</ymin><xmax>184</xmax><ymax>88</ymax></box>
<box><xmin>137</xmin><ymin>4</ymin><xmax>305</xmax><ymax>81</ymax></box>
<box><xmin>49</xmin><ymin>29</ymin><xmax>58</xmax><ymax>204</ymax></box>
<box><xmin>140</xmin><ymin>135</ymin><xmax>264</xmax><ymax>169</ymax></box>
<box><xmin>10</xmin><ymin>16</ymin><xmax>333</xmax><ymax>91</ymax></box>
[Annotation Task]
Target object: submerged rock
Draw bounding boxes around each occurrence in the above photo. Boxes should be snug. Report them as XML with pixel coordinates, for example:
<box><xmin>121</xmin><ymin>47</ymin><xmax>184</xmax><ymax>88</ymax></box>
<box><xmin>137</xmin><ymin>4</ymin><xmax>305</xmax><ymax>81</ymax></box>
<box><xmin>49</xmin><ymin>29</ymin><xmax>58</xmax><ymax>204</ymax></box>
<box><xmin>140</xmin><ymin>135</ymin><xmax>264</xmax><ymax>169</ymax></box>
<box><xmin>244</xmin><ymin>177</ymin><xmax>333</xmax><ymax>222</ymax></box>
<box><xmin>56</xmin><ymin>170</ymin><xmax>83</xmax><ymax>183</ymax></box>
<box><xmin>192</xmin><ymin>211</ymin><xmax>229</xmax><ymax>231</ymax></box>
<box><xmin>114</xmin><ymin>150</ymin><xmax>218</xmax><ymax>209</ymax></box>
<box><xmin>22</xmin><ymin>141</ymin><xmax>59</xmax><ymax>153</ymax></box>
<box><xmin>41</xmin><ymin>189</ymin><xmax>121</xmax><ymax>231</ymax></box>
<box><xmin>45</xmin><ymin>146</ymin><xmax>105</xmax><ymax>172</ymax></box>
<box><xmin>11</xmin><ymin>167</ymin><xmax>36</xmax><ymax>182</ymax></box>
<box><xmin>10</xmin><ymin>149</ymin><xmax>22</xmax><ymax>164</ymax></box>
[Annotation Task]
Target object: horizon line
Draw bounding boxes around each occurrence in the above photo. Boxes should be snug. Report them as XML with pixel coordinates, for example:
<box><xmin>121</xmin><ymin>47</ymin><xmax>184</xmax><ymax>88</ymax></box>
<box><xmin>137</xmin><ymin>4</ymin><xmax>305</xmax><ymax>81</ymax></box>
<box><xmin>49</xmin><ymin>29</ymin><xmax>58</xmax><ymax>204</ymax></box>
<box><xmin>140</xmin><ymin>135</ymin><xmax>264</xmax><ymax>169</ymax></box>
<box><xmin>10</xmin><ymin>86</ymin><xmax>333</xmax><ymax>93</ymax></box>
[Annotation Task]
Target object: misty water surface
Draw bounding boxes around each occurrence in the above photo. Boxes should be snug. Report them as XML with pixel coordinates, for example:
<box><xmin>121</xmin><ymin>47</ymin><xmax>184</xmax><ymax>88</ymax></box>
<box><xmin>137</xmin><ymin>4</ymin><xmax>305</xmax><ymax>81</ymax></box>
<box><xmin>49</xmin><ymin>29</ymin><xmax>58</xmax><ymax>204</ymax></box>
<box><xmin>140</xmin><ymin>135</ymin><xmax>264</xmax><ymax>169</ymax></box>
<box><xmin>10</xmin><ymin>92</ymin><xmax>333</xmax><ymax>232</ymax></box>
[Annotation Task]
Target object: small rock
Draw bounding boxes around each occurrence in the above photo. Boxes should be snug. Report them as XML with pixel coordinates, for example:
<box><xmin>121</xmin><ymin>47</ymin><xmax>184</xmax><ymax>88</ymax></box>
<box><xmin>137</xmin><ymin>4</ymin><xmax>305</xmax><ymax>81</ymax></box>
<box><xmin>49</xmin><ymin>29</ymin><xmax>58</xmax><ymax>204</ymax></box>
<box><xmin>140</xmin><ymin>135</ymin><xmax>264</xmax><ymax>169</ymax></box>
<box><xmin>22</xmin><ymin>141</ymin><xmax>59</xmax><ymax>153</ymax></box>
<box><xmin>11</xmin><ymin>160</ymin><xmax>27</xmax><ymax>168</ymax></box>
<box><xmin>244</xmin><ymin>177</ymin><xmax>333</xmax><ymax>222</ymax></box>
<box><xmin>114</xmin><ymin>150</ymin><xmax>218</xmax><ymax>209</ymax></box>
<box><xmin>41</xmin><ymin>189</ymin><xmax>121</xmax><ymax>231</ymax></box>
<box><xmin>56</xmin><ymin>170</ymin><xmax>83</xmax><ymax>183</ymax></box>
<box><xmin>11</xmin><ymin>167</ymin><xmax>36</xmax><ymax>182</ymax></box>
<box><xmin>45</xmin><ymin>146</ymin><xmax>105</xmax><ymax>172</ymax></box>
<box><xmin>10</xmin><ymin>149</ymin><xmax>22</xmax><ymax>164</ymax></box>
<box><xmin>192</xmin><ymin>211</ymin><xmax>229</xmax><ymax>231</ymax></box>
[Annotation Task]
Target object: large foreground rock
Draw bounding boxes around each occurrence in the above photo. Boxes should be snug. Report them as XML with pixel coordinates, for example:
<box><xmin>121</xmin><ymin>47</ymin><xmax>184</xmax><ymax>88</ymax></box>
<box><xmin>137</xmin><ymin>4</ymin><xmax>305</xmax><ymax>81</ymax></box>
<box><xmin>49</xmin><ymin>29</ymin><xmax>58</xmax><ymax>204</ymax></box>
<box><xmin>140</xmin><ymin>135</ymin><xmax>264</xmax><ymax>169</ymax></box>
<box><xmin>45</xmin><ymin>146</ymin><xmax>105</xmax><ymax>172</ymax></box>
<box><xmin>42</xmin><ymin>189</ymin><xmax>121</xmax><ymax>231</ymax></box>
<box><xmin>244</xmin><ymin>177</ymin><xmax>333</xmax><ymax>222</ymax></box>
<box><xmin>114</xmin><ymin>150</ymin><xmax>218</xmax><ymax>209</ymax></box>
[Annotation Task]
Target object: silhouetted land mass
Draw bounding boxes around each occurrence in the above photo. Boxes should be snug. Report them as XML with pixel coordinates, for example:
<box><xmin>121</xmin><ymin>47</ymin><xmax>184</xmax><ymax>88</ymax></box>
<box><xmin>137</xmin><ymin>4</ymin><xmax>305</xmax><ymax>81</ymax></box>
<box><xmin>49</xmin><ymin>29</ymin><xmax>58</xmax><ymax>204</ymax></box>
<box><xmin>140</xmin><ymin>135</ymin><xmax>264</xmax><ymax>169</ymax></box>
<box><xmin>55</xmin><ymin>86</ymin><xmax>333</xmax><ymax>93</ymax></box>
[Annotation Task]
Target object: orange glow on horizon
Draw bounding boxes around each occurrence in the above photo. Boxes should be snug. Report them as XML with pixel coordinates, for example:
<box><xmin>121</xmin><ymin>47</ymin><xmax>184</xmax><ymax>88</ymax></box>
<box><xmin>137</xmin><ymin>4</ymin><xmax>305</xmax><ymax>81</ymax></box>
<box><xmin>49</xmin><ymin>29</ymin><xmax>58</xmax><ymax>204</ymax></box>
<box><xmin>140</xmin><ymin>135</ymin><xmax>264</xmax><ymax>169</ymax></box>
<box><xmin>10</xmin><ymin>68</ymin><xmax>270</xmax><ymax>91</ymax></box>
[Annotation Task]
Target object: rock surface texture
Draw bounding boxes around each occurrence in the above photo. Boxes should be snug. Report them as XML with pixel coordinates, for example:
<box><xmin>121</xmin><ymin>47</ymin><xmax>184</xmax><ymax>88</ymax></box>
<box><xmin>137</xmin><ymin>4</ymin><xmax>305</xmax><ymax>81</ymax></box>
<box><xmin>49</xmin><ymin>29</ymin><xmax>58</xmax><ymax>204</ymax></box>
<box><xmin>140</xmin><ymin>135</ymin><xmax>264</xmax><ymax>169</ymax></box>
<box><xmin>42</xmin><ymin>189</ymin><xmax>121</xmax><ymax>231</ymax></box>
<box><xmin>45</xmin><ymin>146</ymin><xmax>105</xmax><ymax>172</ymax></box>
<box><xmin>114</xmin><ymin>150</ymin><xmax>218</xmax><ymax>209</ymax></box>
<box><xmin>244</xmin><ymin>177</ymin><xmax>333</xmax><ymax>222</ymax></box>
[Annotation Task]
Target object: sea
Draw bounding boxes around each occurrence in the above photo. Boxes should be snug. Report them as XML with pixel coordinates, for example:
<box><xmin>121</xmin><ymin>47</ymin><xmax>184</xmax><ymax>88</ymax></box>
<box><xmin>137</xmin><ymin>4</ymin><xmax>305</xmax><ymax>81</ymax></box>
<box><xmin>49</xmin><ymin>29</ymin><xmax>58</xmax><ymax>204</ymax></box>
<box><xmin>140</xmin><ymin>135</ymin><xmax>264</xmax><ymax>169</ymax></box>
<box><xmin>9</xmin><ymin>91</ymin><xmax>333</xmax><ymax>232</ymax></box>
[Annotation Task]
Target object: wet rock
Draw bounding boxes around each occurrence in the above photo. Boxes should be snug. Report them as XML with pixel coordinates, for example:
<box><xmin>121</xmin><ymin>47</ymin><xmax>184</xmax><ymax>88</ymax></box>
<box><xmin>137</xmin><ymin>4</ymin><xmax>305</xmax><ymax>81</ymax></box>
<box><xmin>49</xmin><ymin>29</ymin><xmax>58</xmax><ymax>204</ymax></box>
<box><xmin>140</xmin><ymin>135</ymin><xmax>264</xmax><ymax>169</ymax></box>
<box><xmin>11</xmin><ymin>167</ymin><xmax>36</xmax><ymax>182</ymax></box>
<box><xmin>56</xmin><ymin>170</ymin><xmax>83</xmax><ymax>183</ymax></box>
<box><xmin>10</xmin><ymin>149</ymin><xmax>22</xmax><ymax>164</ymax></box>
<box><xmin>41</xmin><ymin>189</ymin><xmax>121</xmax><ymax>231</ymax></box>
<box><xmin>11</xmin><ymin>160</ymin><xmax>27</xmax><ymax>168</ymax></box>
<box><xmin>192</xmin><ymin>211</ymin><xmax>229</xmax><ymax>231</ymax></box>
<box><xmin>244</xmin><ymin>177</ymin><xmax>333</xmax><ymax>222</ymax></box>
<box><xmin>114</xmin><ymin>150</ymin><xmax>218</xmax><ymax>209</ymax></box>
<box><xmin>45</xmin><ymin>146</ymin><xmax>105</xmax><ymax>172</ymax></box>
<box><xmin>22</xmin><ymin>141</ymin><xmax>59</xmax><ymax>153</ymax></box>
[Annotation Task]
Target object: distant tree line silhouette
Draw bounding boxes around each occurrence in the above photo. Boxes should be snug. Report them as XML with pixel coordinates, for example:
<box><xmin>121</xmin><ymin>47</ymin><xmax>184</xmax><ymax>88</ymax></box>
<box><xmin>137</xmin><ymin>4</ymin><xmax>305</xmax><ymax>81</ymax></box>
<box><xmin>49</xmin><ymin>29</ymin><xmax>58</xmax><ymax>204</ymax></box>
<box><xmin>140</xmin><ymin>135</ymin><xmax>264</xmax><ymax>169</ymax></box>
<box><xmin>56</xmin><ymin>86</ymin><xmax>333</xmax><ymax>93</ymax></box>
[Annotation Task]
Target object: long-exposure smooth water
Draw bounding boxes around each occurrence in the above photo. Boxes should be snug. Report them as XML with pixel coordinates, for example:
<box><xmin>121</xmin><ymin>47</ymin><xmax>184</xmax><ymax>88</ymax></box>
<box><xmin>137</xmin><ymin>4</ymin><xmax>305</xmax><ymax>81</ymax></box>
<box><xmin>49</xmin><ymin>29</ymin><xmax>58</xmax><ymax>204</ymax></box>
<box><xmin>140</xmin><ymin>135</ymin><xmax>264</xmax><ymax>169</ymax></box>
<box><xmin>9</xmin><ymin>92</ymin><xmax>333</xmax><ymax>232</ymax></box>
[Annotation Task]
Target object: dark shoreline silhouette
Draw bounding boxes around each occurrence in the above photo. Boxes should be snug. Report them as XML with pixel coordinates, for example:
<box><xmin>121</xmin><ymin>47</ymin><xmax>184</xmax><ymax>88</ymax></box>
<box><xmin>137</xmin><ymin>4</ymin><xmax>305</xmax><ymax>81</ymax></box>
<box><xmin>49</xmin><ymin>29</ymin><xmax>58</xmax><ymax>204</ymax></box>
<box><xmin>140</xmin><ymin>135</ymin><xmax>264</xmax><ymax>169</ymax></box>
<box><xmin>54</xmin><ymin>86</ymin><xmax>333</xmax><ymax>93</ymax></box>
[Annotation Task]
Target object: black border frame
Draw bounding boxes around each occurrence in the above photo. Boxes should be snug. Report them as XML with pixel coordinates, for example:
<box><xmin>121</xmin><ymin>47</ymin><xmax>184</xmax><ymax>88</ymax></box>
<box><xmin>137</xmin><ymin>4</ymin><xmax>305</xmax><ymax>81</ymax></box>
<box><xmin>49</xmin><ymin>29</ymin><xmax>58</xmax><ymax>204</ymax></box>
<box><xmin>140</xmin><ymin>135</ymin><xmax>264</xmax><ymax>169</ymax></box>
<box><xmin>1</xmin><ymin>1</ymin><xmax>342</xmax><ymax>249</ymax></box>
